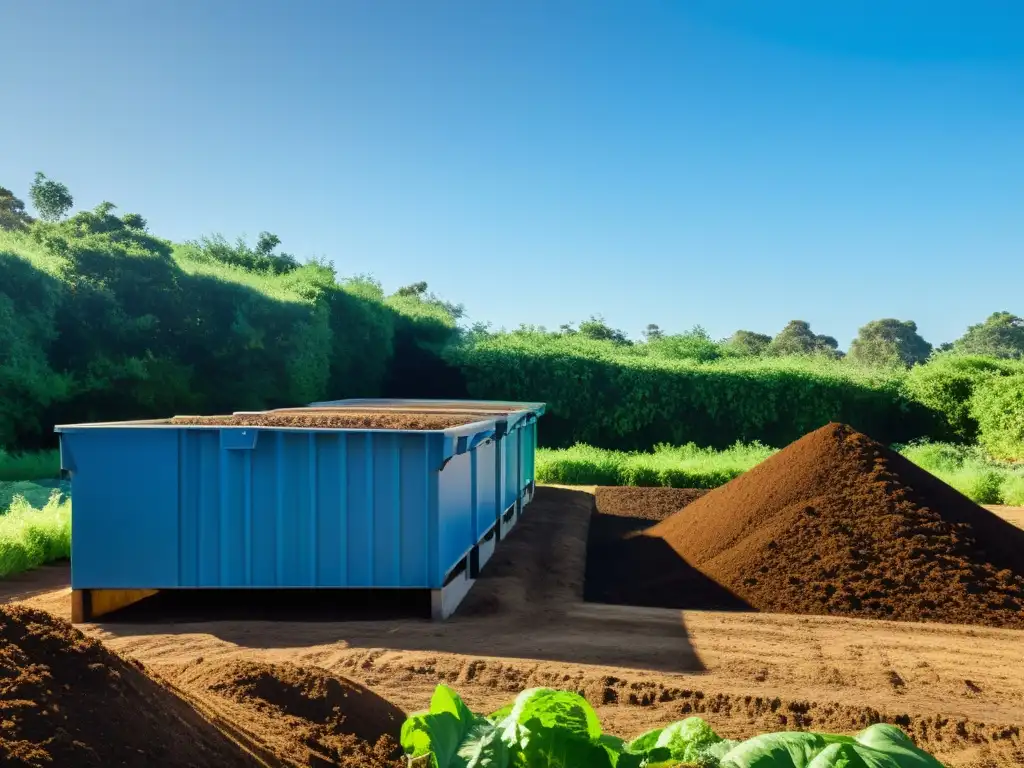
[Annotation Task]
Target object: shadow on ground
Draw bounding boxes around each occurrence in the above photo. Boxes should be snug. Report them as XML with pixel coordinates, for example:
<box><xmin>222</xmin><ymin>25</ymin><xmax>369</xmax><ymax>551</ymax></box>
<box><xmin>24</xmin><ymin>489</ymin><xmax>711</xmax><ymax>674</ymax></box>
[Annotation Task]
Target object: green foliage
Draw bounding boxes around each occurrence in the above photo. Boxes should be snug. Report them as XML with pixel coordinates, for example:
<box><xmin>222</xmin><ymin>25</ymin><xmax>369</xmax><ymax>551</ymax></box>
<box><xmin>0</xmin><ymin>450</ymin><xmax>60</xmax><ymax>481</ymax></box>
<box><xmin>402</xmin><ymin>685</ymin><xmax>943</xmax><ymax>768</ymax></box>
<box><xmin>953</xmin><ymin>311</ymin><xmax>1024</xmax><ymax>359</ymax></box>
<box><xmin>537</xmin><ymin>442</ymin><xmax>774</xmax><ymax>487</ymax></box>
<box><xmin>0</xmin><ymin>192</ymin><xmax>460</xmax><ymax>449</ymax></box>
<box><xmin>28</xmin><ymin>172</ymin><xmax>73</xmax><ymax>222</ymax></box>
<box><xmin>970</xmin><ymin>375</ymin><xmax>1024</xmax><ymax>461</ymax></box>
<box><xmin>180</xmin><ymin>232</ymin><xmax>300</xmax><ymax>275</ymax></box>
<box><xmin>903</xmin><ymin>353</ymin><xmax>1024</xmax><ymax>442</ymax></box>
<box><xmin>767</xmin><ymin>320</ymin><xmax>842</xmax><ymax>359</ymax></box>
<box><xmin>646</xmin><ymin>327</ymin><xmax>724</xmax><ymax>363</ymax></box>
<box><xmin>848</xmin><ymin>319</ymin><xmax>932</xmax><ymax>368</ymax></box>
<box><xmin>0</xmin><ymin>492</ymin><xmax>71</xmax><ymax>578</ymax></box>
<box><xmin>724</xmin><ymin>330</ymin><xmax>772</xmax><ymax>357</ymax></box>
<box><xmin>450</xmin><ymin>333</ymin><xmax>933</xmax><ymax>450</ymax></box>
<box><xmin>539</xmin><ymin>439</ymin><xmax>1024</xmax><ymax>505</ymax></box>
<box><xmin>642</xmin><ymin>323</ymin><xmax>665</xmax><ymax>341</ymax></box>
<box><xmin>401</xmin><ymin>686</ymin><xmax>670</xmax><ymax>768</ymax></box>
<box><xmin>576</xmin><ymin>315</ymin><xmax>631</xmax><ymax>345</ymax></box>
<box><xmin>0</xmin><ymin>186</ymin><xmax>34</xmax><ymax>232</ymax></box>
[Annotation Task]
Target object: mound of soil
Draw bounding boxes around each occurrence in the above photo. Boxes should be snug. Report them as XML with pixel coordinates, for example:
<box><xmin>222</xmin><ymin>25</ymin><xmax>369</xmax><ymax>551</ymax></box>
<box><xmin>169</xmin><ymin>410</ymin><xmax>486</xmax><ymax>430</ymax></box>
<box><xmin>594</xmin><ymin>487</ymin><xmax>709</xmax><ymax>521</ymax></box>
<box><xmin>170</xmin><ymin>659</ymin><xmax>405</xmax><ymax>768</ymax></box>
<box><xmin>586</xmin><ymin>487</ymin><xmax>741</xmax><ymax>610</ymax></box>
<box><xmin>0</xmin><ymin>605</ymin><xmax>255</xmax><ymax>767</ymax></box>
<box><xmin>642</xmin><ymin>423</ymin><xmax>1024</xmax><ymax>627</ymax></box>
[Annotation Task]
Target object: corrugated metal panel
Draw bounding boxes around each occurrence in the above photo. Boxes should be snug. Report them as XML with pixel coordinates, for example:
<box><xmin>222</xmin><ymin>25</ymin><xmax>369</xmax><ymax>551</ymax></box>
<box><xmin>58</xmin><ymin>399</ymin><xmax>544</xmax><ymax>593</ymax></box>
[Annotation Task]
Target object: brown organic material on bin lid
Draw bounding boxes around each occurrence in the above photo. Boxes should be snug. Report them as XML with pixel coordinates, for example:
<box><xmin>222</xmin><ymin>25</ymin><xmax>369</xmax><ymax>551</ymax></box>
<box><xmin>167</xmin><ymin>410</ymin><xmax>491</xmax><ymax>431</ymax></box>
<box><xmin>643</xmin><ymin>423</ymin><xmax>1024</xmax><ymax>628</ymax></box>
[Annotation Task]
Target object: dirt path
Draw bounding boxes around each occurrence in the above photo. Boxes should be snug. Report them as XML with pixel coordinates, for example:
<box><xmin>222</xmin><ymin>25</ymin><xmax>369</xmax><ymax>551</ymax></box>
<box><xmin>9</xmin><ymin>489</ymin><xmax>1024</xmax><ymax>766</ymax></box>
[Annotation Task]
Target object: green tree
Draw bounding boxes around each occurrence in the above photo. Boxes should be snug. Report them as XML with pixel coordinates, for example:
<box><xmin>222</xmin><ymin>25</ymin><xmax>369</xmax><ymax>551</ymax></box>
<box><xmin>395</xmin><ymin>281</ymin><xmax>429</xmax><ymax>297</ymax></box>
<box><xmin>0</xmin><ymin>187</ymin><xmax>34</xmax><ymax>231</ymax></box>
<box><xmin>29</xmin><ymin>172</ymin><xmax>74</xmax><ymax>222</ymax></box>
<box><xmin>767</xmin><ymin>320</ymin><xmax>841</xmax><ymax>358</ymax></box>
<box><xmin>724</xmin><ymin>330</ymin><xmax>772</xmax><ymax>356</ymax></box>
<box><xmin>848</xmin><ymin>318</ymin><xmax>932</xmax><ymax>367</ymax></box>
<box><xmin>643</xmin><ymin>323</ymin><xmax>665</xmax><ymax>341</ymax></box>
<box><xmin>121</xmin><ymin>213</ymin><xmax>148</xmax><ymax>231</ymax></box>
<box><xmin>578</xmin><ymin>315</ymin><xmax>630</xmax><ymax>345</ymax></box>
<box><xmin>953</xmin><ymin>312</ymin><xmax>1024</xmax><ymax>359</ymax></box>
<box><xmin>647</xmin><ymin>326</ymin><xmax>723</xmax><ymax>362</ymax></box>
<box><xmin>255</xmin><ymin>231</ymin><xmax>281</xmax><ymax>256</ymax></box>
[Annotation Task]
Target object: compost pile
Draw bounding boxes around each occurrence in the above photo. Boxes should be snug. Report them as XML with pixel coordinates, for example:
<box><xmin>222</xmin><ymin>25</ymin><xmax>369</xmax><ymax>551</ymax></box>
<box><xmin>0</xmin><ymin>605</ymin><xmax>255</xmax><ymax>767</ymax></box>
<box><xmin>169</xmin><ymin>410</ymin><xmax>484</xmax><ymax>430</ymax></box>
<box><xmin>170</xmin><ymin>659</ymin><xmax>406</xmax><ymax>768</ymax></box>
<box><xmin>643</xmin><ymin>423</ymin><xmax>1024</xmax><ymax>627</ymax></box>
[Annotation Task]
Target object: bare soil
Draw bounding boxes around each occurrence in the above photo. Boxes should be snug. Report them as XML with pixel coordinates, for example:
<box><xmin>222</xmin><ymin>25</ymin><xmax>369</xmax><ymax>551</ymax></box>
<box><xmin>167</xmin><ymin>410</ymin><xmax>491</xmax><ymax>430</ymax></box>
<box><xmin>170</xmin><ymin>659</ymin><xmax>405</xmax><ymax>767</ymax></box>
<box><xmin>645</xmin><ymin>423</ymin><xmax>1024</xmax><ymax>628</ymax></box>
<box><xmin>0</xmin><ymin>604</ymin><xmax>256</xmax><ymax>767</ymax></box>
<box><xmin>7</xmin><ymin>487</ymin><xmax>1024</xmax><ymax>765</ymax></box>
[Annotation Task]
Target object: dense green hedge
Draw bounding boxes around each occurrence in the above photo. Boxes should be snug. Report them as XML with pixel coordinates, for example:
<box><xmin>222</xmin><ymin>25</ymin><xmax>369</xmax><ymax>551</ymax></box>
<box><xmin>0</xmin><ymin>220</ymin><xmax>457</xmax><ymax>449</ymax></box>
<box><xmin>971</xmin><ymin>375</ymin><xmax>1024</xmax><ymax>461</ymax></box>
<box><xmin>3</xmin><ymin>208</ymin><xmax>1023</xmax><ymax>457</ymax></box>
<box><xmin>449</xmin><ymin>334</ymin><xmax>940</xmax><ymax>449</ymax></box>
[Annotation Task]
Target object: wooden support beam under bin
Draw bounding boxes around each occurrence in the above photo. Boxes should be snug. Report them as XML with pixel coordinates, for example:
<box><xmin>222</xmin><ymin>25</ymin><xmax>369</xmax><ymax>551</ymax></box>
<box><xmin>71</xmin><ymin>589</ymin><xmax>158</xmax><ymax>623</ymax></box>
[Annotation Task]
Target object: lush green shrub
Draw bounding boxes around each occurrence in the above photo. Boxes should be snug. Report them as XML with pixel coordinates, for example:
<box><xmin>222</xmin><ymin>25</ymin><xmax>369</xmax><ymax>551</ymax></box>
<box><xmin>0</xmin><ymin>239</ymin><xmax>68</xmax><ymax>447</ymax></box>
<box><xmin>540</xmin><ymin>438</ymin><xmax>1024</xmax><ymax>505</ymax></box>
<box><xmin>971</xmin><ymin>375</ymin><xmax>1024</xmax><ymax>461</ymax></box>
<box><xmin>0</xmin><ymin>450</ymin><xmax>60</xmax><ymax>482</ymax></box>
<box><xmin>0</xmin><ymin>211</ymin><xmax>459</xmax><ymax>450</ymax></box>
<box><xmin>450</xmin><ymin>333</ymin><xmax>936</xmax><ymax>450</ymax></box>
<box><xmin>903</xmin><ymin>354</ymin><xmax>1022</xmax><ymax>441</ymax></box>
<box><xmin>0</xmin><ymin>492</ymin><xmax>71</xmax><ymax>578</ymax></box>
<box><xmin>537</xmin><ymin>442</ymin><xmax>774</xmax><ymax>487</ymax></box>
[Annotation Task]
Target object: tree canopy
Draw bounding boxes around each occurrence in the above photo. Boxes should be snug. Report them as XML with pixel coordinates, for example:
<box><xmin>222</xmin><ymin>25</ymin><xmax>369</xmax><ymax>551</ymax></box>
<box><xmin>29</xmin><ymin>172</ymin><xmax>74</xmax><ymax>222</ymax></box>
<box><xmin>0</xmin><ymin>187</ymin><xmax>34</xmax><ymax>231</ymax></box>
<box><xmin>848</xmin><ymin>318</ymin><xmax>932</xmax><ymax>367</ymax></box>
<box><xmin>725</xmin><ymin>330</ymin><xmax>772</xmax><ymax>356</ymax></box>
<box><xmin>767</xmin><ymin>320</ymin><xmax>842</xmax><ymax>358</ymax></box>
<box><xmin>953</xmin><ymin>312</ymin><xmax>1024</xmax><ymax>359</ymax></box>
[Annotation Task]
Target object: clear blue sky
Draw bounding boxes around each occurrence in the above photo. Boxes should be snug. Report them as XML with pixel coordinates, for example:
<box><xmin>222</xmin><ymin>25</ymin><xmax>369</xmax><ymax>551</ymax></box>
<box><xmin>2</xmin><ymin>1</ymin><xmax>1022</xmax><ymax>348</ymax></box>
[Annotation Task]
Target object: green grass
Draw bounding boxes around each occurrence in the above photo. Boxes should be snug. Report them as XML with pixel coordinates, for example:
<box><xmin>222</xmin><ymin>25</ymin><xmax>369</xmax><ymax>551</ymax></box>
<box><xmin>897</xmin><ymin>441</ymin><xmax>1024</xmax><ymax>505</ymax></box>
<box><xmin>0</xmin><ymin>449</ymin><xmax>60</xmax><ymax>481</ymax></box>
<box><xmin>0</xmin><ymin>492</ymin><xmax>71</xmax><ymax>578</ymax></box>
<box><xmin>537</xmin><ymin>440</ymin><xmax>1024</xmax><ymax>505</ymax></box>
<box><xmin>536</xmin><ymin>441</ymin><xmax>776</xmax><ymax>488</ymax></box>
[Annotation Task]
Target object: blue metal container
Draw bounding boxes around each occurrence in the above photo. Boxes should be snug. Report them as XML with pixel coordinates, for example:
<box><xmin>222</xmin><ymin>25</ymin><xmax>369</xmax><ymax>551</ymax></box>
<box><xmin>56</xmin><ymin>399</ymin><xmax>545</xmax><ymax>606</ymax></box>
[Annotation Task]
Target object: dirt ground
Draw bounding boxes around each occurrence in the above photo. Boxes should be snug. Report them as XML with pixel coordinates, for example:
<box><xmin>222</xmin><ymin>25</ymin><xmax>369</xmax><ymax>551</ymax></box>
<box><xmin>6</xmin><ymin>487</ymin><xmax>1024</xmax><ymax>767</ymax></box>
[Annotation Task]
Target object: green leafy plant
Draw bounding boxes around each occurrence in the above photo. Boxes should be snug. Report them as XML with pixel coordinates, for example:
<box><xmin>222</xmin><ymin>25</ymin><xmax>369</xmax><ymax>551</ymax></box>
<box><xmin>402</xmin><ymin>685</ymin><xmax>944</xmax><ymax>768</ymax></box>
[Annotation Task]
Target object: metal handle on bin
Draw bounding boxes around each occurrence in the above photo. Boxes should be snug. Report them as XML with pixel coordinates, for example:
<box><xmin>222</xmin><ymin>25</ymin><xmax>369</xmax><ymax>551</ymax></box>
<box><xmin>440</xmin><ymin>427</ymin><xmax>499</xmax><ymax>472</ymax></box>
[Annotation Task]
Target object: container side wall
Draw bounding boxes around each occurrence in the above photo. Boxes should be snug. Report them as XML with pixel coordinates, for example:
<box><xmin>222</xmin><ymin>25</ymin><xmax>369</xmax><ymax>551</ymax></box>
<box><xmin>398</xmin><ymin>433</ymin><xmax>432</xmax><ymax>586</ymax></box>
<box><xmin>474</xmin><ymin>440</ymin><xmax>498</xmax><ymax>539</ymax></box>
<box><xmin>65</xmin><ymin>429</ymin><xmax>181</xmax><ymax>589</ymax></box>
<box><xmin>437</xmin><ymin>451</ymin><xmax>474</xmax><ymax>584</ymax></box>
<box><xmin>67</xmin><ymin>424</ymin><xmax>448</xmax><ymax>590</ymax></box>
<box><xmin>502</xmin><ymin>429</ymin><xmax>521</xmax><ymax>511</ymax></box>
<box><xmin>521</xmin><ymin>422</ymin><xmax>537</xmax><ymax>490</ymax></box>
<box><xmin>371</xmin><ymin>433</ymin><xmax>401</xmax><ymax>586</ymax></box>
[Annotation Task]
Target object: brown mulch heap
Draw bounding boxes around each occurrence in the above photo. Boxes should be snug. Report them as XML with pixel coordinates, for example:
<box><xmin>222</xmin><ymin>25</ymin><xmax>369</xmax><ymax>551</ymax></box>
<box><xmin>168</xmin><ymin>410</ymin><xmax>489</xmax><ymax>431</ymax></box>
<box><xmin>585</xmin><ymin>487</ymin><xmax>747</xmax><ymax>611</ymax></box>
<box><xmin>0</xmin><ymin>605</ymin><xmax>256</xmax><ymax>767</ymax></box>
<box><xmin>594</xmin><ymin>486</ymin><xmax>709</xmax><ymax>520</ymax></box>
<box><xmin>642</xmin><ymin>423</ymin><xmax>1024</xmax><ymax>627</ymax></box>
<box><xmin>170</xmin><ymin>659</ymin><xmax>406</xmax><ymax>768</ymax></box>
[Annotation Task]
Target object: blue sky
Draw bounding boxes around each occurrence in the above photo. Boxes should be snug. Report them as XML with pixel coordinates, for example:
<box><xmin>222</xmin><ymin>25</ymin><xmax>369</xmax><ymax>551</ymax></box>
<box><xmin>2</xmin><ymin>1</ymin><xmax>1022</xmax><ymax>348</ymax></box>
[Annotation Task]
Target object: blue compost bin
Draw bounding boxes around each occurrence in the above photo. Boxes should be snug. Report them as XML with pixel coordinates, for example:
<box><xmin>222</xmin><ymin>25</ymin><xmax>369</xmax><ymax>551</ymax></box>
<box><xmin>56</xmin><ymin>398</ymin><xmax>545</xmax><ymax>620</ymax></box>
